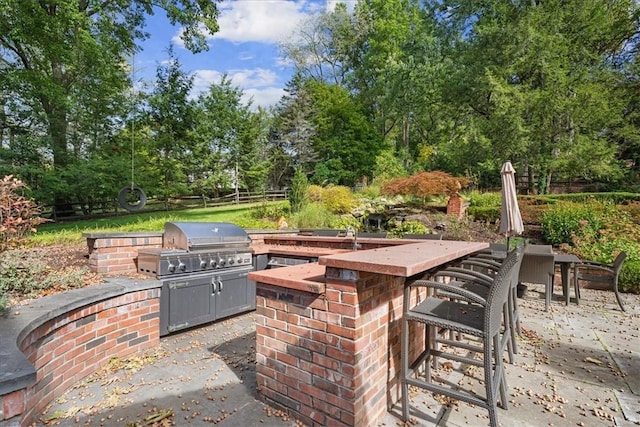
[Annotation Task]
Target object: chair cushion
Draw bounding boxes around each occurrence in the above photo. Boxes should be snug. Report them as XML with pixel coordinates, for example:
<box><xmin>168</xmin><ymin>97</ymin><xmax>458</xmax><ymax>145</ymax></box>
<box><xmin>407</xmin><ymin>297</ymin><xmax>485</xmax><ymax>337</ymax></box>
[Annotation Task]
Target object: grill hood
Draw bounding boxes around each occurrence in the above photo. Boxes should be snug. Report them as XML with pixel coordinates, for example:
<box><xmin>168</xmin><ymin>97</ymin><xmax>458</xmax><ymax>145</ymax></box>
<box><xmin>163</xmin><ymin>222</ymin><xmax>251</xmax><ymax>251</ymax></box>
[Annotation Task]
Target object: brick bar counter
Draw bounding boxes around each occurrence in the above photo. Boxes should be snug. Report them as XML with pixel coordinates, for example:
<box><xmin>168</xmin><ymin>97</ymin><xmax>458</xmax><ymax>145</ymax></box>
<box><xmin>248</xmin><ymin>240</ymin><xmax>488</xmax><ymax>426</ymax></box>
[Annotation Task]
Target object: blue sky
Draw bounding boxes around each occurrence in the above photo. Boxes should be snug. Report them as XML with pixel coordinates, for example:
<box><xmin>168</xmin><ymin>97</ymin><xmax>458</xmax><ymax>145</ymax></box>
<box><xmin>134</xmin><ymin>0</ymin><xmax>356</xmax><ymax>109</ymax></box>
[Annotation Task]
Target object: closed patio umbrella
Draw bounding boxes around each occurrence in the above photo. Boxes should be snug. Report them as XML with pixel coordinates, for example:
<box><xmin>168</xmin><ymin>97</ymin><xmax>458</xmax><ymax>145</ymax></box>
<box><xmin>499</xmin><ymin>161</ymin><xmax>524</xmax><ymax>248</ymax></box>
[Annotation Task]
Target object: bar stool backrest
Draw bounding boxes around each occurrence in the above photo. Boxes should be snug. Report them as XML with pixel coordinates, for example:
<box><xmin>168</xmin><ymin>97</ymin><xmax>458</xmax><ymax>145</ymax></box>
<box><xmin>485</xmin><ymin>248</ymin><xmax>523</xmax><ymax>334</ymax></box>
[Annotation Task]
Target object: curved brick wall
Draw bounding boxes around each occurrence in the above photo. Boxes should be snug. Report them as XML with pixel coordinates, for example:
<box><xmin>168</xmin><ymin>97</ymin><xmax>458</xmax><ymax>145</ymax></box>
<box><xmin>0</xmin><ymin>279</ymin><xmax>161</xmax><ymax>426</ymax></box>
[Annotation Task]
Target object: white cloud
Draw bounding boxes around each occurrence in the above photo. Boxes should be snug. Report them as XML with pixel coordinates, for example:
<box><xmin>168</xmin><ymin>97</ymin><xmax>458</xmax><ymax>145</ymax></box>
<box><xmin>212</xmin><ymin>0</ymin><xmax>310</xmax><ymax>44</ymax></box>
<box><xmin>232</xmin><ymin>68</ymin><xmax>278</xmax><ymax>87</ymax></box>
<box><xmin>193</xmin><ymin>68</ymin><xmax>277</xmax><ymax>90</ymax></box>
<box><xmin>164</xmin><ymin>1</ymin><xmax>358</xmax><ymax>108</ymax></box>
<box><xmin>192</xmin><ymin>69</ymin><xmax>224</xmax><ymax>95</ymax></box>
<box><xmin>243</xmin><ymin>87</ymin><xmax>286</xmax><ymax>109</ymax></box>
<box><xmin>171</xmin><ymin>1</ymin><xmax>357</xmax><ymax>48</ymax></box>
<box><xmin>191</xmin><ymin>68</ymin><xmax>282</xmax><ymax>108</ymax></box>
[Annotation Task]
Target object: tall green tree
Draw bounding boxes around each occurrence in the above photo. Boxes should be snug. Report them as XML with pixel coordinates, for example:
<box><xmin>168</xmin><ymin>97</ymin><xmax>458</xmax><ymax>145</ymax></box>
<box><xmin>145</xmin><ymin>48</ymin><xmax>196</xmax><ymax>204</ymax></box>
<box><xmin>291</xmin><ymin>0</ymin><xmax>450</xmax><ymax>173</ymax></box>
<box><xmin>267</xmin><ymin>73</ymin><xmax>317</xmax><ymax>188</ymax></box>
<box><xmin>437</xmin><ymin>0</ymin><xmax>640</xmax><ymax>192</ymax></box>
<box><xmin>280</xmin><ymin>3</ymin><xmax>353</xmax><ymax>87</ymax></box>
<box><xmin>0</xmin><ymin>0</ymin><xmax>221</xmax><ymax>209</ymax></box>
<box><xmin>609</xmin><ymin>42</ymin><xmax>640</xmax><ymax>186</ymax></box>
<box><xmin>194</xmin><ymin>75</ymin><xmax>269</xmax><ymax>195</ymax></box>
<box><xmin>347</xmin><ymin>0</ymin><xmax>426</xmax><ymax>141</ymax></box>
<box><xmin>308</xmin><ymin>81</ymin><xmax>386</xmax><ymax>186</ymax></box>
<box><xmin>236</xmin><ymin>107</ymin><xmax>272</xmax><ymax>192</ymax></box>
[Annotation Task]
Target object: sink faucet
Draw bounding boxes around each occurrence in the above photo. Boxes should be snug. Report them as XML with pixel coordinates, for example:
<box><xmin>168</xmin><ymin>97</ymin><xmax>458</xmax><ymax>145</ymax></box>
<box><xmin>346</xmin><ymin>226</ymin><xmax>360</xmax><ymax>251</ymax></box>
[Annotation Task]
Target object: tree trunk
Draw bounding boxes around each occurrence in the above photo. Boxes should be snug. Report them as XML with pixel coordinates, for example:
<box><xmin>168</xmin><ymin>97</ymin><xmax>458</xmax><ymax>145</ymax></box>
<box><xmin>545</xmin><ymin>170</ymin><xmax>553</xmax><ymax>194</ymax></box>
<box><xmin>44</xmin><ymin>99</ymin><xmax>74</xmax><ymax>216</ymax></box>
<box><xmin>527</xmin><ymin>167</ymin><xmax>536</xmax><ymax>194</ymax></box>
<box><xmin>50</xmin><ymin>106</ymin><xmax>70</xmax><ymax>169</ymax></box>
<box><xmin>43</xmin><ymin>57</ymin><xmax>73</xmax><ymax>216</ymax></box>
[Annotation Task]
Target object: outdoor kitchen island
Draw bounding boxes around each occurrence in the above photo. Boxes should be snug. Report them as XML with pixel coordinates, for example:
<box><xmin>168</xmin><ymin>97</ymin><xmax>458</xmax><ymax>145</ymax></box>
<box><xmin>248</xmin><ymin>239</ymin><xmax>488</xmax><ymax>427</ymax></box>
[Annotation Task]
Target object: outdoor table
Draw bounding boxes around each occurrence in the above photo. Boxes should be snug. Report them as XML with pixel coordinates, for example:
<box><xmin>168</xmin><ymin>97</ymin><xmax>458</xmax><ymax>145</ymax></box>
<box><xmin>473</xmin><ymin>246</ymin><xmax>582</xmax><ymax>306</ymax></box>
<box><xmin>554</xmin><ymin>253</ymin><xmax>581</xmax><ymax>305</ymax></box>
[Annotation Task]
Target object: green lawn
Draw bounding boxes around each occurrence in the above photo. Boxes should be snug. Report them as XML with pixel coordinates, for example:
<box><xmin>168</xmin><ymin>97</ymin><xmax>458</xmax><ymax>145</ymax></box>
<box><xmin>30</xmin><ymin>202</ymin><xmax>281</xmax><ymax>246</ymax></box>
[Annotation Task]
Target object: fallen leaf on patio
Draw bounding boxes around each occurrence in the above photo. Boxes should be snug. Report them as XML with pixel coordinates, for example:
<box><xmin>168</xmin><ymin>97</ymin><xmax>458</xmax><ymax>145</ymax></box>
<box><xmin>585</xmin><ymin>357</ymin><xmax>603</xmax><ymax>365</ymax></box>
<box><xmin>42</xmin><ymin>410</ymin><xmax>67</xmax><ymax>423</ymax></box>
<box><xmin>441</xmin><ymin>361</ymin><xmax>454</xmax><ymax>371</ymax></box>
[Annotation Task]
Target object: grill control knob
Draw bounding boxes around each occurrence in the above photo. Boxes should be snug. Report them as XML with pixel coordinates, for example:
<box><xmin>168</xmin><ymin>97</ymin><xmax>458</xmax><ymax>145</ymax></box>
<box><xmin>228</xmin><ymin>257</ymin><xmax>235</xmax><ymax>265</ymax></box>
<box><xmin>236</xmin><ymin>257</ymin><xmax>243</xmax><ymax>264</ymax></box>
<box><xmin>178</xmin><ymin>262</ymin><xmax>186</xmax><ymax>272</ymax></box>
<box><xmin>167</xmin><ymin>263</ymin><xmax>176</xmax><ymax>273</ymax></box>
<box><xmin>218</xmin><ymin>258</ymin><xmax>226</xmax><ymax>267</ymax></box>
<box><xmin>209</xmin><ymin>259</ymin><xmax>217</xmax><ymax>268</ymax></box>
<box><xmin>200</xmin><ymin>260</ymin><xmax>207</xmax><ymax>269</ymax></box>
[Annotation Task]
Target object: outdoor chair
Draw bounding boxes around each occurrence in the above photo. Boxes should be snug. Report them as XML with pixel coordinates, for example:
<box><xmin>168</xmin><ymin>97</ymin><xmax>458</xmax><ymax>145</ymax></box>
<box><xmin>518</xmin><ymin>245</ymin><xmax>555</xmax><ymax>311</ymax></box>
<box><xmin>476</xmin><ymin>242</ymin><xmax>509</xmax><ymax>256</ymax></box>
<box><xmin>469</xmin><ymin>242</ymin><xmax>525</xmax><ymax>341</ymax></box>
<box><xmin>574</xmin><ymin>252</ymin><xmax>627</xmax><ymax>312</ymax></box>
<box><xmin>431</xmin><ymin>247</ymin><xmax>524</xmax><ymax>364</ymax></box>
<box><xmin>401</xmin><ymin>248</ymin><xmax>523</xmax><ymax>427</ymax></box>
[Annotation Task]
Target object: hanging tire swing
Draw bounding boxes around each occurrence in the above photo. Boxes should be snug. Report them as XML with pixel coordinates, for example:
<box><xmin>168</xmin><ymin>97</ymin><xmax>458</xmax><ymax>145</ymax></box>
<box><xmin>118</xmin><ymin>53</ymin><xmax>147</xmax><ymax>212</ymax></box>
<box><xmin>118</xmin><ymin>185</ymin><xmax>147</xmax><ymax>211</ymax></box>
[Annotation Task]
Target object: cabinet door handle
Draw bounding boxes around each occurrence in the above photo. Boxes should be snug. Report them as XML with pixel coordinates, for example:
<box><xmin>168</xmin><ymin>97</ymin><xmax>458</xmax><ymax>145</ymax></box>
<box><xmin>211</xmin><ymin>278</ymin><xmax>217</xmax><ymax>294</ymax></box>
<box><xmin>217</xmin><ymin>279</ymin><xmax>224</xmax><ymax>293</ymax></box>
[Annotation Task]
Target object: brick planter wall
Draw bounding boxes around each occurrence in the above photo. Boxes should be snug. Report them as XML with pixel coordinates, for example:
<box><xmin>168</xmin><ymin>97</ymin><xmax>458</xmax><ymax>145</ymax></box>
<box><xmin>85</xmin><ymin>232</ymin><xmax>163</xmax><ymax>274</ymax></box>
<box><xmin>255</xmin><ymin>268</ymin><xmax>417</xmax><ymax>426</ymax></box>
<box><xmin>0</xmin><ymin>283</ymin><xmax>160</xmax><ymax>426</ymax></box>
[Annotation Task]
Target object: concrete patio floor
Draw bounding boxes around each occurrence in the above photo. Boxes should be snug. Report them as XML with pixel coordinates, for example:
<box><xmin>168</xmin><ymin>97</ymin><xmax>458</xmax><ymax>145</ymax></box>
<box><xmin>37</xmin><ymin>285</ymin><xmax>639</xmax><ymax>427</ymax></box>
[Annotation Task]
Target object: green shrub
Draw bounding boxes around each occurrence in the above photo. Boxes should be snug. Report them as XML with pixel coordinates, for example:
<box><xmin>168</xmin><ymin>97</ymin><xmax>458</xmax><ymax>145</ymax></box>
<box><xmin>540</xmin><ymin>202</ymin><xmax>607</xmax><ymax>246</ymax></box>
<box><xmin>289</xmin><ymin>169</ymin><xmax>308</xmax><ymax>214</ymax></box>
<box><xmin>356</xmin><ymin>184</ymin><xmax>381</xmax><ymax>199</ymax></box>
<box><xmin>329</xmin><ymin>215</ymin><xmax>361</xmax><ymax>231</ymax></box>
<box><xmin>553</xmin><ymin>201</ymin><xmax>640</xmax><ymax>293</ymax></box>
<box><xmin>251</xmin><ymin>201</ymin><xmax>289</xmax><ymax>221</ymax></box>
<box><xmin>468</xmin><ymin>191</ymin><xmax>501</xmax><ymax>208</ymax></box>
<box><xmin>620</xmin><ymin>260</ymin><xmax>640</xmax><ymax>293</ymax></box>
<box><xmin>322</xmin><ymin>185</ymin><xmax>354</xmax><ymax>214</ymax></box>
<box><xmin>307</xmin><ymin>185</ymin><xmax>324</xmax><ymax>203</ymax></box>
<box><xmin>544</xmin><ymin>192</ymin><xmax>640</xmax><ymax>204</ymax></box>
<box><xmin>291</xmin><ymin>203</ymin><xmax>337</xmax><ymax>228</ymax></box>
<box><xmin>233</xmin><ymin>215</ymin><xmax>279</xmax><ymax>230</ymax></box>
<box><xmin>386</xmin><ymin>220</ymin><xmax>428</xmax><ymax>238</ymax></box>
<box><xmin>518</xmin><ymin>197</ymin><xmax>552</xmax><ymax>224</ymax></box>
<box><xmin>467</xmin><ymin>206</ymin><xmax>500</xmax><ymax>223</ymax></box>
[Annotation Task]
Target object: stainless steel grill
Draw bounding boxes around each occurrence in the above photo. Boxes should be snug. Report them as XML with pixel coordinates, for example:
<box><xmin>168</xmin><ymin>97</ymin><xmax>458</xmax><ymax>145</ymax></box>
<box><xmin>138</xmin><ymin>222</ymin><xmax>252</xmax><ymax>278</ymax></box>
<box><xmin>137</xmin><ymin>222</ymin><xmax>256</xmax><ymax>336</ymax></box>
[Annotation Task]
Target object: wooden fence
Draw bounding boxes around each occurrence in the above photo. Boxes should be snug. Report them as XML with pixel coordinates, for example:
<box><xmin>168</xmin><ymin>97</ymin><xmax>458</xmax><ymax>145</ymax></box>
<box><xmin>42</xmin><ymin>190</ymin><xmax>288</xmax><ymax>222</ymax></box>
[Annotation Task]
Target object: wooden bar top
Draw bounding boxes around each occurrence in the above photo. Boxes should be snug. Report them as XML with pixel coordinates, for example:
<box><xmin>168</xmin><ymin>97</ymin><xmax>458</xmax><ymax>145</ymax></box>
<box><xmin>318</xmin><ymin>240</ymin><xmax>489</xmax><ymax>277</ymax></box>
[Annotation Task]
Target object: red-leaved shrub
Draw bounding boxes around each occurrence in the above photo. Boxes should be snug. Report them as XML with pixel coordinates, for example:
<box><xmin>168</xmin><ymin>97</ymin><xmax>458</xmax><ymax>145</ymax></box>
<box><xmin>0</xmin><ymin>175</ymin><xmax>47</xmax><ymax>251</ymax></box>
